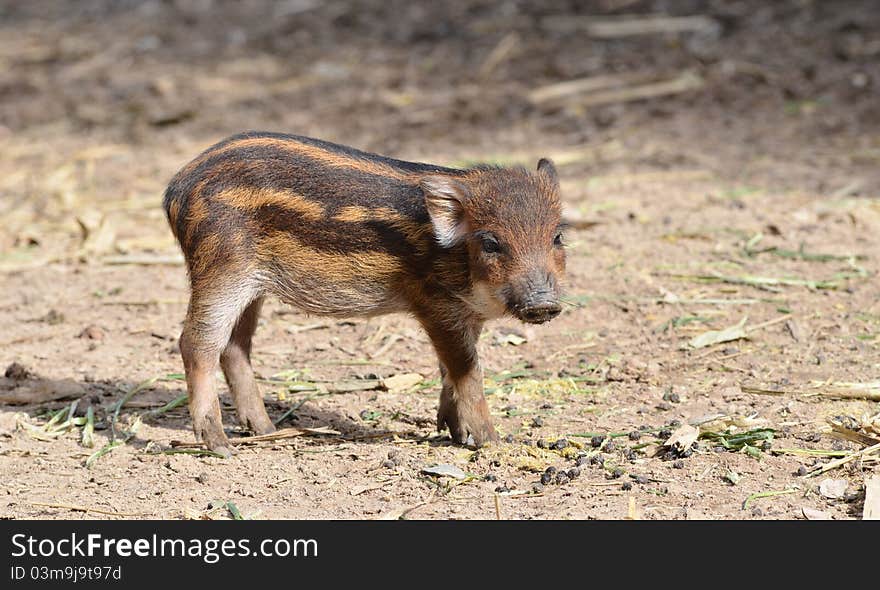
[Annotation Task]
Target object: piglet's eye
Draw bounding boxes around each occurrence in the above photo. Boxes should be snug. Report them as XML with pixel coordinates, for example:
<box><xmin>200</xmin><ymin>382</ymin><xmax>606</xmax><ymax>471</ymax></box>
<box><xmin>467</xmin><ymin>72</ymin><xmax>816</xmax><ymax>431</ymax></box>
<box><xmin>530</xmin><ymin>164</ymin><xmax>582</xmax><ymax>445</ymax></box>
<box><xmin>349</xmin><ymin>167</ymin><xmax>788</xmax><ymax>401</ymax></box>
<box><xmin>481</xmin><ymin>235</ymin><xmax>501</xmax><ymax>254</ymax></box>
<box><xmin>553</xmin><ymin>232</ymin><xmax>564</xmax><ymax>247</ymax></box>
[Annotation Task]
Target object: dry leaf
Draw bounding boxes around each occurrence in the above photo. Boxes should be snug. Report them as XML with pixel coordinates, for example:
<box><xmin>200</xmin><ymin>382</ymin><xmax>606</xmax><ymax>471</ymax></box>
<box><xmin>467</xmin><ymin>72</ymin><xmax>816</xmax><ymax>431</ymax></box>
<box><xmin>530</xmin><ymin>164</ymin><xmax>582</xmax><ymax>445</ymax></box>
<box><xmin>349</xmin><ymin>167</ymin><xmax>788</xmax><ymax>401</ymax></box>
<box><xmin>421</xmin><ymin>464</ymin><xmax>467</xmax><ymax>480</ymax></box>
<box><xmin>664</xmin><ymin>423</ymin><xmax>699</xmax><ymax>451</ymax></box>
<box><xmin>382</xmin><ymin>373</ymin><xmax>423</xmax><ymax>393</ymax></box>
<box><xmin>818</xmin><ymin>478</ymin><xmax>848</xmax><ymax>499</ymax></box>
<box><xmin>689</xmin><ymin>317</ymin><xmax>749</xmax><ymax>349</ymax></box>
<box><xmin>76</xmin><ymin>210</ymin><xmax>116</xmax><ymax>256</ymax></box>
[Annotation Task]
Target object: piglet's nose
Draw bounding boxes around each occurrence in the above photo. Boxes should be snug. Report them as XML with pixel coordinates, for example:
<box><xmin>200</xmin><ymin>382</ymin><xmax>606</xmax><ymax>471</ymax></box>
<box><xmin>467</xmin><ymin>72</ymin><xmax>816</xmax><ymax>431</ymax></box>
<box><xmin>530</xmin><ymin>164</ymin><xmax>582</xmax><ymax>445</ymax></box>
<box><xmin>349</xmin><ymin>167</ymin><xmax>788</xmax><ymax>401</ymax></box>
<box><xmin>521</xmin><ymin>302</ymin><xmax>561</xmax><ymax>324</ymax></box>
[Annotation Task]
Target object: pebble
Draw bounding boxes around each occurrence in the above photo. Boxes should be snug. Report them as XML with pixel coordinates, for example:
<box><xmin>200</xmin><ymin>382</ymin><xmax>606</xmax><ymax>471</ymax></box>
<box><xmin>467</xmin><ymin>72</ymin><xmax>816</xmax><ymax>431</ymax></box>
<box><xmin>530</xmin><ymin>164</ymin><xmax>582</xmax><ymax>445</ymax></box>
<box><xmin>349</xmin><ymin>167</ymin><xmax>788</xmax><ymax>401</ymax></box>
<box><xmin>532</xmin><ymin>483</ymin><xmax>545</xmax><ymax>494</ymax></box>
<box><xmin>494</xmin><ymin>486</ymin><xmax>509</xmax><ymax>493</ymax></box>
<box><xmin>531</xmin><ymin>416</ymin><xmax>545</xmax><ymax>428</ymax></box>
<box><xmin>79</xmin><ymin>325</ymin><xmax>106</xmax><ymax>341</ymax></box>
<box><xmin>552</xmin><ymin>438</ymin><xmax>569</xmax><ymax>451</ymax></box>
<box><xmin>540</xmin><ymin>472</ymin><xmax>553</xmax><ymax>485</ymax></box>
<box><xmin>503</xmin><ymin>434</ymin><xmax>516</xmax><ymax>444</ymax></box>
<box><xmin>590</xmin><ymin>435</ymin><xmax>605</xmax><ymax>448</ymax></box>
<box><xmin>576</xmin><ymin>456</ymin><xmax>590</xmax><ymax>467</ymax></box>
<box><xmin>537</xmin><ymin>439</ymin><xmax>548</xmax><ymax>449</ymax></box>
<box><xmin>628</xmin><ymin>431</ymin><xmax>641</xmax><ymax>441</ymax></box>
<box><xmin>567</xmin><ymin>468</ymin><xmax>580</xmax><ymax>479</ymax></box>
<box><xmin>621</xmin><ymin>482</ymin><xmax>632</xmax><ymax>491</ymax></box>
<box><xmin>484</xmin><ymin>474</ymin><xmax>497</xmax><ymax>482</ymax></box>
<box><xmin>796</xmin><ymin>466</ymin><xmax>808</xmax><ymax>477</ymax></box>
<box><xmin>555</xmin><ymin>472</ymin><xmax>570</xmax><ymax>485</ymax></box>
<box><xmin>673</xmin><ymin>460</ymin><xmax>685</xmax><ymax>469</ymax></box>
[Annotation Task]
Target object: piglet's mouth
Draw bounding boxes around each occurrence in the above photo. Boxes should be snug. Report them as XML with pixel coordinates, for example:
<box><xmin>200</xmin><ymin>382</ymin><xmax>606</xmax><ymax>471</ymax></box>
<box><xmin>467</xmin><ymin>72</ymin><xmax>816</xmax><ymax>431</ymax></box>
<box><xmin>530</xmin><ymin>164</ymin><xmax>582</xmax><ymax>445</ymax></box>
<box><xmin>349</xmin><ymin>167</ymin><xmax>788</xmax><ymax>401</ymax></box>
<box><xmin>514</xmin><ymin>302</ymin><xmax>562</xmax><ymax>324</ymax></box>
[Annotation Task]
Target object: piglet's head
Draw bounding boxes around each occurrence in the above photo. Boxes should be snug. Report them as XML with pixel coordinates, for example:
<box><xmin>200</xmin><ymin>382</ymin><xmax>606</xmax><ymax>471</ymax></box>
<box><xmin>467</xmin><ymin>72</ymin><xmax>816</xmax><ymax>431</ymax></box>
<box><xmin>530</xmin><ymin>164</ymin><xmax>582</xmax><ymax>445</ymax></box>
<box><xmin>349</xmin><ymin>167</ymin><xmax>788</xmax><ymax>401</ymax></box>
<box><xmin>420</xmin><ymin>160</ymin><xmax>566</xmax><ymax>324</ymax></box>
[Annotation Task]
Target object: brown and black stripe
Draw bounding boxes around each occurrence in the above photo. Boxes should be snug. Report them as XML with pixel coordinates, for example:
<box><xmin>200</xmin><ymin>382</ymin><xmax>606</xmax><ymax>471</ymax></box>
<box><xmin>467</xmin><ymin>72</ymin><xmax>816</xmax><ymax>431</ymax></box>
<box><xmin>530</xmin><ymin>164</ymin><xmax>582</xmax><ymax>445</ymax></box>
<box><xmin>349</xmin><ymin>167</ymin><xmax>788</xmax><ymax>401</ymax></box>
<box><xmin>163</xmin><ymin>131</ymin><xmax>475</xmax><ymax>310</ymax></box>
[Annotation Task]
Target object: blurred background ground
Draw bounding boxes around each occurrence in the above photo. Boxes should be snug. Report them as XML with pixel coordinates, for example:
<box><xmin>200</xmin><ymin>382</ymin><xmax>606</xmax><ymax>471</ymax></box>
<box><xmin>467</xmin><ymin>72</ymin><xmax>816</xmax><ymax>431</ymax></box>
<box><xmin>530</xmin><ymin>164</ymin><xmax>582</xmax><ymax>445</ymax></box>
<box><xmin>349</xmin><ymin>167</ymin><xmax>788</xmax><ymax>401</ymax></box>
<box><xmin>1</xmin><ymin>0</ymin><xmax>879</xmax><ymax>520</ymax></box>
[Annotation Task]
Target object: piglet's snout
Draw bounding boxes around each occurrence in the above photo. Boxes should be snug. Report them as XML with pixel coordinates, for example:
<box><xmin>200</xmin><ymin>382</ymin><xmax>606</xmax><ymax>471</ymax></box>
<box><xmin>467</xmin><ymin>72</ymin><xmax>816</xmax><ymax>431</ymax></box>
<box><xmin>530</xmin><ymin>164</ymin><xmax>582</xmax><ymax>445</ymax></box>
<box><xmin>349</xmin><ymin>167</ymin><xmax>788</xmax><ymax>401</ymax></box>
<box><xmin>516</xmin><ymin>272</ymin><xmax>562</xmax><ymax>324</ymax></box>
<box><xmin>519</xmin><ymin>299</ymin><xmax>561</xmax><ymax>324</ymax></box>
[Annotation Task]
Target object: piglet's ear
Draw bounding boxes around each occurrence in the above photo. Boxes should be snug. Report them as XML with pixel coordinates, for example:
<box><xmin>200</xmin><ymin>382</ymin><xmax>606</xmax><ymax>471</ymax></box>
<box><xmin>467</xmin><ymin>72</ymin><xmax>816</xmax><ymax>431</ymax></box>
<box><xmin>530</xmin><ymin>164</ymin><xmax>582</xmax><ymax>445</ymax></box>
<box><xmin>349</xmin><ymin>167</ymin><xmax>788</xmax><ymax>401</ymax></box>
<box><xmin>420</xmin><ymin>175</ymin><xmax>471</xmax><ymax>248</ymax></box>
<box><xmin>537</xmin><ymin>158</ymin><xmax>559</xmax><ymax>188</ymax></box>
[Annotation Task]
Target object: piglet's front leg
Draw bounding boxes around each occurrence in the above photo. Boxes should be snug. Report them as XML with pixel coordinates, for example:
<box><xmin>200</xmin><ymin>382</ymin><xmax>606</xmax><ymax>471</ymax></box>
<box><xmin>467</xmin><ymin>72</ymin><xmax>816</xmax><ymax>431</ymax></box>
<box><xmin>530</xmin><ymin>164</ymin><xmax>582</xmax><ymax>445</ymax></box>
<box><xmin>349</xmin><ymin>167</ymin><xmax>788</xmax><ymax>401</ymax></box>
<box><xmin>421</xmin><ymin>314</ymin><xmax>498</xmax><ymax>447</ymax></box>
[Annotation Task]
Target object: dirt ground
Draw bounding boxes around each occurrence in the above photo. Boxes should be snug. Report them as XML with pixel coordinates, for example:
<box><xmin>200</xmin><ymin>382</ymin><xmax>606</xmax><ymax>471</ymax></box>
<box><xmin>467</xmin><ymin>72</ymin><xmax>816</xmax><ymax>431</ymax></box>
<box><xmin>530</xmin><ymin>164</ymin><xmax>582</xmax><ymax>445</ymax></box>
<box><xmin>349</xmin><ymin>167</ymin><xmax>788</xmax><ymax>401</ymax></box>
<box><xmin>1</xmin><ymin>0</ymin><xmax>879</xmax><ymax>520</ymax></box>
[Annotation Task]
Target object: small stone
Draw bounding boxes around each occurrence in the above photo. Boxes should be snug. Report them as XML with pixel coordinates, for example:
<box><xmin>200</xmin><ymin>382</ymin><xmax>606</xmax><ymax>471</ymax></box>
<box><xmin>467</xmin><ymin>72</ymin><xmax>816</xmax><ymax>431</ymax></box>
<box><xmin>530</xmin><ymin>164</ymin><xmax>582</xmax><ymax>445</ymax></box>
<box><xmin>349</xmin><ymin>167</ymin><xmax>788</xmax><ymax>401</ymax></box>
<box><xmin>567</xmin><ymin>468</ymin><xmax>580</xmax><ymax>479</ymax></box>
<box><xmin>555</xmin><ymin>472</ymin><xmax>570</xmax><ymax>485</ymax></box>
<box><xmin>540</xmin><ymin>402</ymin><xmax>553</xmax><ymax>409</ymax></box>
<box><xmin>607</xmin><ymin>468</ymin><xmax>624</xmax><ymax>480</ymax></box>
<box><xmin>673</xmin><ymin>460</ymin><xmax>685</xmax><ymax>469</ymax></box>
<box><xmin>195</xmin><ymin>472</ymin><xmax>209</xmax><ymax>484</ymax></box>
<box><xmin>576</xmin><ymin>456</ymin><xmax>590</xmax><ymax>467</ymax></box>
<box><xmin>537</xmin><ymin>439</ymin><xmax>548</xmax><ymax>449</ymax></box>
<box><xmin>484</xmin><ymin>474</ymin><xmax>497</xmax><ymax>482</ymax></box>
<box><xmin>503</xmin><ymin>434</ymin><xmax>515</xmax><ymax>444</ymax></box>
<box><xmin>628</xmin><ymin>431</ymin><xmax>641</xmax><ymax>441</ymax></box>
<box><xmin>382</xmin><ymin>460</ymin><xmax>395</xmax><ymax>469</ymax></box>
<box><xmin>79</xmin><ymin>325</ymin><xmax>106</xmax><ymax>341</ymax></box>
<box><xmin>494</xmin><ymin>486</ymin><xmax>509</xmax><ymax>493</ymax></box>
<box><xmin>590</xmin><ymin>435</ymin><xmax>605</xmax><ymax>448</ymax></box>
<box><xmin>604</xmin><ymin>441</ymin><xmax>616</xmax><ymax>452</ymax></box>
<box><xmin>532</xmin><ymin>483</ymin><xmax>545</xmax><ymax>494</ymax></box>
<box><xmin>657</xmin><ymin>429</ymin><xmax>672</xmax><ymax>440</ymax></box>
<box><xmin>531</xmin><ymin>416</ymin><xmax>545</xmax><ymax>428</ymax></box>
<box><xmin>387</xmin><ymin>449</ymin><xmax>400</xmax><ymax>459</ymax></box>
<box><xmin>621</xmin><ymin>482</ymin><xmax>632</xmax><ymax>491</ymax></box>
<box><xmin>540</xmin><ymin>472</ymin><xmax>553</xmax><ymax>485</ymax></box>
<box><xmin>796</xmin><ymin>466</ymin><xmax>808</xmax><ymax>477</ymax></box>
<box><xmin>633</xmin><ymin>475</ymin><xmax>649</xmax><ymax>485</ymax></box>
<box><xmin>544</xmin><ymin>466</ymin><xmax>557</xmax><ymax>476</ymax></box>
<box><xmin>552</xmin><ymin>438</ymin><xmax>569</xmax><ymax>450</ymax></box>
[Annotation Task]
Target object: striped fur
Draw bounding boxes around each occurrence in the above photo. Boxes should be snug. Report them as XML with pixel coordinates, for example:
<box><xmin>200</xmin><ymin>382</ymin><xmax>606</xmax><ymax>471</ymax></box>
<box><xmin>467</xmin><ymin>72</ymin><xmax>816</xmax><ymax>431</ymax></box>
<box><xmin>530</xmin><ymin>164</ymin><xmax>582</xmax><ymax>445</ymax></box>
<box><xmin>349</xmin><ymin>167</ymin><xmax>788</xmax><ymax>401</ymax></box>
<box><xmin>163</xmin><ymin>131</ymin><xmax>566</xmax><ymax>454</ymax></box>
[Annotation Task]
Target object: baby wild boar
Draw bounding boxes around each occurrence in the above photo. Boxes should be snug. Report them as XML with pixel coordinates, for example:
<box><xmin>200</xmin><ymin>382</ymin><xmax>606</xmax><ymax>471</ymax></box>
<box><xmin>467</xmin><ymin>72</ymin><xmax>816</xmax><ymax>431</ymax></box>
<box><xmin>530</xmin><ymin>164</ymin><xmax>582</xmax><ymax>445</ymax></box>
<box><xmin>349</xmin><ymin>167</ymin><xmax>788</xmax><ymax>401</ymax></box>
<box><xmin>163</xmin><ymin>132</ymin><xmax>566</xmax><ymax>456</ymax></box>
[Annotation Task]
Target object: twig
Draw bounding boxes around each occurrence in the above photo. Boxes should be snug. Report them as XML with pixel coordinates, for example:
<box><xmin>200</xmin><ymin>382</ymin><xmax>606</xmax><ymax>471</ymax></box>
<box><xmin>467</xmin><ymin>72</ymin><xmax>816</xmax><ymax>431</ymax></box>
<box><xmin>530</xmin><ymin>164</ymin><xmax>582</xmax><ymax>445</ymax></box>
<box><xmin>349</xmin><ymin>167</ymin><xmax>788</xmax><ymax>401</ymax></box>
<box><xmin>542</xmin><ymin>14</ymin><xmax>720</xmax><ymax>37</ymax></box>
<box><xmin>479</xmin><ymin>32</ymin><xmax>520</xmax><ymax>76</ymax></box>
<box><xmin>742</xmin><ymin>488</ymin><xmax>799</xmax><ymax>510</ymax></box>
<box><xmin>169</xmin><ymin>426</ymin><xmax>340</xmax><ymax>449</ymax></box>
<box><xmin>806</xmin><ymin>442</ymin><xmax>880</xmax><ymax>477</ymax></box>
<box><xmin>562</xmin><ymin>72</ymin><xmax>704</xmax><ymax>108</ymax></box>
<box><xmin>28</xmin><ymin>502</ymin><xmax>143</xmax><ymax>517</ymax></box>
<box><xmin>528</xmin><ymin>71</ymin><xmax>656</xmax><ymax>104</ymax></box>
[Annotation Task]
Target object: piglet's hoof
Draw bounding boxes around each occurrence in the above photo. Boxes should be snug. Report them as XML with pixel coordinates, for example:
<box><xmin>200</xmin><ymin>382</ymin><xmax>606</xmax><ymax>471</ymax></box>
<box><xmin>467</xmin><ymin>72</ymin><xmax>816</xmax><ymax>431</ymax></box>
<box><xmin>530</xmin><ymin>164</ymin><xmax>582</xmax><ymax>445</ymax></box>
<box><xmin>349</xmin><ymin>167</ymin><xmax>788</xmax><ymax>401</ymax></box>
<box><xmin>194</xmin><ymin>418</ymin><xmax>235</xmax><ymax>458</ymax></box>
<box><xmin>437</xmin><ymin>399</ymin><xmax>499</xmax><ymax>448</ymax></box>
